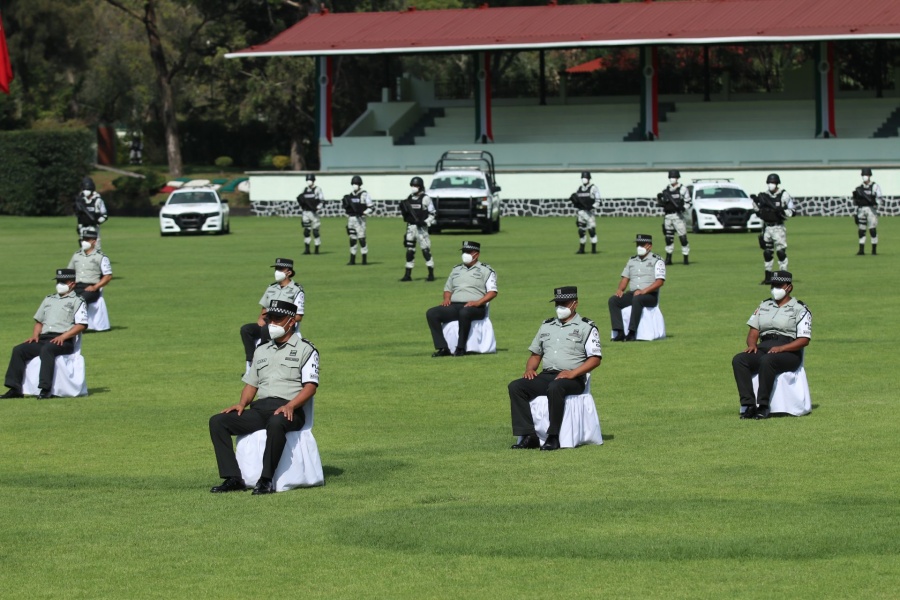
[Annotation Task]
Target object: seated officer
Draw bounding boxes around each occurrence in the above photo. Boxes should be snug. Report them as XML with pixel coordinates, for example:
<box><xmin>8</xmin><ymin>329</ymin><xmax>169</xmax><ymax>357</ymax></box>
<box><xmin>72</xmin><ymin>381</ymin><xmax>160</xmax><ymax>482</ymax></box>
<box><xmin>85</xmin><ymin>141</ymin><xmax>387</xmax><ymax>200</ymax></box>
<box><xmin>608</xmin><ymin>233</ymin><xmax>666</xmax><ymax>341</ymax></box>
<box><xmin>210</xmin><ymin>300</ymin><xmax>319</xmax><ymax>495</ymax></box>
<box><xmin>2</xmin><ymin>269</ymin><xmax>88</xmax><ymax>399</ymax></box>
<box><xmin>508</xmin><ymin>286</ymin><xmax>602</xmax><ymax>451</ymax></box>
<box><xmin>67</xmin><ymin>226</ymin><xmax>112</xmax><ymax>304</ymax></box>
<box><xmin>425</xmin><ymin>241</ymin><xmax>498</xmax><ymax>357</ymax></box>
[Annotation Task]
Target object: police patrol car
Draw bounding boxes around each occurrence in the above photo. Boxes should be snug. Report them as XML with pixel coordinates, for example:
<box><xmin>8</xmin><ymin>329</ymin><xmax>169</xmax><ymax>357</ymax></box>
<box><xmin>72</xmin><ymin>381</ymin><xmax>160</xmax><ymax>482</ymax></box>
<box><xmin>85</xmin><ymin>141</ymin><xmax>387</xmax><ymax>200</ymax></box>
<box><xmin>687</xmin><ymin>179</ymin><xmax>763</xmax><ymax>233</ymax></box>
<box><xmin>159</xmin><ymin>187</ymin><xmax>231</xmax><ymax>236</ymax></box>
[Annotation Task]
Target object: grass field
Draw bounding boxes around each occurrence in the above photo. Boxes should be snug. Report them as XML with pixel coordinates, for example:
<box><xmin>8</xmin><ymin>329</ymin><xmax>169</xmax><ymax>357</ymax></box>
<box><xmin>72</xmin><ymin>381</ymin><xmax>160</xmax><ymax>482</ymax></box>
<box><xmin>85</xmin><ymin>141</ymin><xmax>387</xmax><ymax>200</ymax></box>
<box><xmin>0</xmin><ymin>214</ymin><xmax>897</xmax><ymax>599</ymax></box>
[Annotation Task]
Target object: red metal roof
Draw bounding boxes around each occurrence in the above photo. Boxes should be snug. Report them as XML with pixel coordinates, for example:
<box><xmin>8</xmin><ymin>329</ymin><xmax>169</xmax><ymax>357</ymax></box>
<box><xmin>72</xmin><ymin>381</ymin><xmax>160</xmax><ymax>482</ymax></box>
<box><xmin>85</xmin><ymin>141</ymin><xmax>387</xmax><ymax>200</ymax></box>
<box><xmin>228</xmin><ymin>0</ymin><xmax>900</xmax><ymax>58</ymax></box>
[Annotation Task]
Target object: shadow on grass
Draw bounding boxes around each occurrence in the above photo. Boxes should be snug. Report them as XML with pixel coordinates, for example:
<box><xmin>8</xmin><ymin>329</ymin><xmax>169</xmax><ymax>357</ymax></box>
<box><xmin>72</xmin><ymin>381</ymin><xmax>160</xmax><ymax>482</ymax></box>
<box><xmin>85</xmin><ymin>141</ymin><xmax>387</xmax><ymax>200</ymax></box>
<box><xmin>601</xmin><ymin>434</ymin><xmax>614</xmax><ymax>441</ymax></box>
<box><xmin>86</xmin><ymin>325</ymin><xmax>128</xmax><ymax>333</ymax></box>
<box><xmin>87</xmin><ymin>387</ymin><xmax>111</xmax><ymax>395</ymax></box>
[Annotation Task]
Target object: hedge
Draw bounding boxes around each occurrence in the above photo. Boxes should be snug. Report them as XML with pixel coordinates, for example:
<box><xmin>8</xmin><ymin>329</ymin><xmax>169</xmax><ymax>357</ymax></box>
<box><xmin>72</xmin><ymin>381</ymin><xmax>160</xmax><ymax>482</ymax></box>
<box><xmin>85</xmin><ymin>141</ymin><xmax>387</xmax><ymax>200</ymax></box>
<box><xmin>0</xmin><ymin>129</ymin><xmax>94</xmax><ymax>216</ymax></box>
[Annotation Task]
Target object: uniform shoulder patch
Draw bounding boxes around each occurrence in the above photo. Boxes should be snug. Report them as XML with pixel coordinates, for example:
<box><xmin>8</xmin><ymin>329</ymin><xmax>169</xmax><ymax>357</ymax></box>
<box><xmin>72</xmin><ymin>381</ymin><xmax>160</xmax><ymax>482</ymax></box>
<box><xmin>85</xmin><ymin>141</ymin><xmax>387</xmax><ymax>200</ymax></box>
<box><xmin>300</xmin><ymin>338</ymin><xmax>318</xmax><ymax>351</ymax></box>
<box><xmin>651</xmin><ymin>253</ymin><xmax>665</xmax><ymax>261</ymax></box>
<box><xmin>581</xmin><ymin>317</ymin><xmax>596</xmax><ymax>326</ymax></box>
<box><xmin>543</xmin><ymin>318</ymin><xmax>555</xmax><ymax>324</ymax></box>
<box><xmin>629</xmin><ymin>254</ymin><xmax>639</xmax><ymax>259</ymax></box>
<box><xmin>480</xmin><ymin>262</ymin><xmax>493</xmax><ymax>270</ymax></box>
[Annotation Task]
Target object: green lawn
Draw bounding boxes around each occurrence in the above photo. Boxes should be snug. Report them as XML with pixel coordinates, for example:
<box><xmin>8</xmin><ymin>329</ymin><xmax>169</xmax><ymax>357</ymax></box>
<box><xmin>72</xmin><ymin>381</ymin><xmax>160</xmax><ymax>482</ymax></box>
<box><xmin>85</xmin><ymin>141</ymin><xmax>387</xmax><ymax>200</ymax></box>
<box><xmin>0</xmin><ymin>215</ymin><xmax>896</xmax><ymax>599</ymax></box>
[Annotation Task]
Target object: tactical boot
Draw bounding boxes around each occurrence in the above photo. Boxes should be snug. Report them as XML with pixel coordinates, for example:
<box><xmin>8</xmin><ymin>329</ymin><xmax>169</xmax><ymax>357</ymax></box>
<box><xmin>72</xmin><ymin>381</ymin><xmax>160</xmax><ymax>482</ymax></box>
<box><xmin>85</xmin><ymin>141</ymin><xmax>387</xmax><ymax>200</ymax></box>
<box><xmin>426</xmin><ymin>267</ymin><xmax>435</xmax><ymax>281</ymax></box>
<box><xmin>314</xmin><ymin>245</ymin><xmax>320</xmax><ymax>255</ymax></box>
<box><xmin>665</xmin><ymin>253</ymin><xmax>673</xmax><ymax>265</ymax></box>
<box><xmin>362</xmin><ymin>254</ymin><xmax>368</xmax><ymax>265</ymax></box>
<box><xmin>759</xmin><ymin>271</ymin><xmax>772</xmax><ymax>285</ymax></box>
<box><xmin>576</xmin><ymin>244</ymin><xmax>585</xmax><ymax>255</ymax></box>
<box><xmin>872</xmin><ymin>244</ymin><xmax>877</xmax><ymax>255</ymax></box>
<box><xmin>591</xmin><ymin>243</ymin><xmax>597</xmax><ymax>254</ymax></box>
<box><xmin>400</xmin><ymin>268</ymin><xmax>412</xmax><ymax>282</ymax></box>
<box><xmin>857</xmin><ymin>244</ymin><xmax>865</xmax><ymax>256</ymax></box>
<box><xmin>683</xmin><ymin>255</ymin><xmax>689</xmax><ymax>265</ymax></box>
<box><xmin>348</xmin><ymin>254</ymin><xmax>356</xmax><ymax>266</ymax></box>
<box><xmin>303</xmin><ymin>244</ymin><xmax>311</xmax><ymax>255</ymax></box>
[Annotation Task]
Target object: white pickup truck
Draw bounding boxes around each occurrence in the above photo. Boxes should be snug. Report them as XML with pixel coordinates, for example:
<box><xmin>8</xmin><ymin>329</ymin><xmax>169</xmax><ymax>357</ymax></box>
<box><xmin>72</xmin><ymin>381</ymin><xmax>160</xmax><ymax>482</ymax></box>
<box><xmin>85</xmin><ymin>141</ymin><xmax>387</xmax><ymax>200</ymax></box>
<box><xmin>427</xmin><ymin>151</ymin><xmax>501</xmax><ymax>234</ymax></box>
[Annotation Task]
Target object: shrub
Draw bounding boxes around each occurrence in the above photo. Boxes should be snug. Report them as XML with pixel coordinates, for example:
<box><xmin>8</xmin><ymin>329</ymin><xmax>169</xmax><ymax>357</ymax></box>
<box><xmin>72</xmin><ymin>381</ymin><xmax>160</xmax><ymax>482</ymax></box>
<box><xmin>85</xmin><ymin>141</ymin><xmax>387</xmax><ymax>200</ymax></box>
<box><xmin>214</xmin><ymin>156</ymin><xmax>233</xmax><ymax>171</ymax></box>
<box><xmin>272</xmin><ymin>155</ymin><xmax>291</xmax><ymax>170</ymax></box>
<box><xmin>104</xmin><ymin>168</ymin><xmax>166</xmax><ymax>216</ymax></box>
<box><xmin>0</xmin><ymin>128</ymin><xmax>94</xmax><ymax>216</ymax></box>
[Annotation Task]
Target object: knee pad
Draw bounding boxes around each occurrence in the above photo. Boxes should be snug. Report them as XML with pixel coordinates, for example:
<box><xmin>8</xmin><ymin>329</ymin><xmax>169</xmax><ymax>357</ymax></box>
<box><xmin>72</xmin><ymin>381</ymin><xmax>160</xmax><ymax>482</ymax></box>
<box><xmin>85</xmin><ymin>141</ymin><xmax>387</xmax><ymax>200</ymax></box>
<box><xmin>577</xmin><ymin>227</ymin><xmax>586</xmax><ymax>236</ymax></box>
<box><xmin>588</xmin><ymin>227</ymin><xmax>596</xmax><ymax>237</ymax></box>
<box><xmin>679</xmin><ymin>234</ymin><xmax>689</xmax><ymax>246</ymax></box>
<box><xmin>359</xmin><ymin>237</ymin><xmax>367</xmax><ymax>248</ymax></box>
<box><xmin>423</xmin><ymin>249</ymin><xmax>432</xmax><ymax>261</ymax></box>
<box><xmin>303</xmin><ymin>227</ymin><xmax>311</xmax><ymax>237</ymax></box>
<box><xmin>870</xmin><ymin>227</ymin><xmax>877</xmax><ymax>238</ymax></box>
<box><xmin>405</xmin><ymin>249</ymin><xmax>415</xmax><ymax>262</ymax></box>
<box><xmin>776</xmin><ymin>249</ymin><xmax>787</xmax><ymax>261</ymax></box>
<box><xmin>763</xmin><ymin>249</ymin><xmax>774</xmax><ymax>261</ymax></box>
<box><xmin>758</xmin><ymin>234</ymin><xmax>766</xmax><ymax>250</ymax></box>
<box><xmin>313</xmin><ymin>228</ymin><xmax>320</xmax><ymax>237</ymax></box>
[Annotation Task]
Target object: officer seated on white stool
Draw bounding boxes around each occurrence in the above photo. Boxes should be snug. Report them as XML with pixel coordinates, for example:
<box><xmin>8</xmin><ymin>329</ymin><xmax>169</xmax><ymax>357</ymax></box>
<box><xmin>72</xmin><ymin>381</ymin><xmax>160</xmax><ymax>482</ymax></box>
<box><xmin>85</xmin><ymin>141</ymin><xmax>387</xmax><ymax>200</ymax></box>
<box><xmin>732</xmin><ymin>270</ymin><xmax>812</xmax><ymax>420</ymax></box>
<box><xmin>508</xmin><ymin>286</ymin><xmax>602</xmax><ymax>451</ymax></box>
<box><xmin>210</xmin><ymin>300</ymin><xmax>319</xmax><ymax>495</ymax></box>
<box><xmin>67</xmin><ymin>226</ymin><xmax>112</xmax><ymax>305</ymax></box>
<box><xmin>609</xmin><ymin>233</ymin><xmax>666</xmax><ymax>342</ymax></box>
<box><xmin>2</xmin><ymin>268</ymin><xmax>88</xmax><ymax>400</ymax></box>
<box><xmin>426</xmin><ymin>241</ymin><xmax>498</xmax><ymax>357</ymax></box>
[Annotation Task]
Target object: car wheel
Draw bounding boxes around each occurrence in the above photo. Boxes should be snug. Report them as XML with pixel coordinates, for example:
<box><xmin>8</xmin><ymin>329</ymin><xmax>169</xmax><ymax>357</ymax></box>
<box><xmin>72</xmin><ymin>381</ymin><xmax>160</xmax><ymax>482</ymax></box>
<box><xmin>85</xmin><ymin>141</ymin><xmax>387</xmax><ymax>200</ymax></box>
<box><xmin>224</xmin><ymin>220</ymin><xmax>230</xmax><ymax>234</ymax></box>
<box><xmin>493</xmin><ymin>215</ymin><xmax>501</xmax><ymax>232</ymax></box>
<box><xmin>480</xmin><ymin>221</ymin><xmax>492</xmax><ymax>234</ymax></box>
<box><xmin>691</xmin><ymin>211</ymin><xmax>700</xmax><ymax>234</ymax></box>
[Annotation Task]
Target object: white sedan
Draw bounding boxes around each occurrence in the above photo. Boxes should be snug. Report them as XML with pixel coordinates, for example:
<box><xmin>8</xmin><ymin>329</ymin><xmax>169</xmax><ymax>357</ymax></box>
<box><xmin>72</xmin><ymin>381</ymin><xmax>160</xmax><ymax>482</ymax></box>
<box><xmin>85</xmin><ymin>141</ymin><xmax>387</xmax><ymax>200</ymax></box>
<box><xmin>159</xmin><ymin>187</ymin><xmax>230</xmax><ymax>236</ymax></box>
<box><xmin>687</xmin><ymin>179</ymin><xmax>763</xmax><ymax>233</ymax></box>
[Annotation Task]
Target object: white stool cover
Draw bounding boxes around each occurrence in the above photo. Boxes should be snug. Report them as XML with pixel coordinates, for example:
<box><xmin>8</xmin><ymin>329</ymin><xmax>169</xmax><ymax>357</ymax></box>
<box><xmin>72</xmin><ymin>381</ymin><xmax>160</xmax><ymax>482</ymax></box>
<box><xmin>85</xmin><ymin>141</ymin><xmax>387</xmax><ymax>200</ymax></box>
<box><xmin>235</xmin><ymin>398</ymin><xmax>324</xmax><ymax>491</ymax></box>
<box><xmin>611</xmin><ymin>304</ymin><xmax>666</xmax><ymax>341</ymax></box>
<box><xmin>442</xmin><ymin>304</ymin><xmax>496</xmax><ymax>354</ymax></box>
<box><xmin>87</xmin><ymin>295</ymin><xmax>111</xmax><ymax>332</ymax></box>
<box><xmin>752</xmin><ymin>357</ymin><xmax>811</xmax><ymax>416</ymax></box>
<box><xmin>520</xmin><ymin>374</ymin><xmax>602</xmax><ymax>449</ymax></box>
<box><xmin>22</xmin><ymin>335</ymin><xmax>88</xmax><ymax>397</ymax></box>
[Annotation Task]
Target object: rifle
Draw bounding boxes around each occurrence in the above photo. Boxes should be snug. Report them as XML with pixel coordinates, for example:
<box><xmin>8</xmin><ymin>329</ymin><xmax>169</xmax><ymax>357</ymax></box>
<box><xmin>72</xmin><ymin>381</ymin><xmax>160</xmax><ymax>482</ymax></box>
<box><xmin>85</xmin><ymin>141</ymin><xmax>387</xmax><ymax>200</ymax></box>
<box><xmin>74</xmin><ymin>192</ymin><xmax>98</xmax><ymax>226</ymax></box>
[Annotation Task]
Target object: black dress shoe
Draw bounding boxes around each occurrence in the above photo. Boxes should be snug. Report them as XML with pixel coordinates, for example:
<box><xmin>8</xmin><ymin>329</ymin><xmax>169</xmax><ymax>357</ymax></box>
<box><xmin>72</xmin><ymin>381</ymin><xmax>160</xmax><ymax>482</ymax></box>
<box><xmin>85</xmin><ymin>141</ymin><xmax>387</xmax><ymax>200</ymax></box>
<box><xmin>624</xmin><ymin>331</ymin><xmax>637</xmax><ymax>342</ymax></box>
<box><xmin>612</xmin><ymin>331</ymin><xmax>626</xmax><ymax>342</ymax></box>
<box><xmin>1</xmin><ymin>388</ymin><xmax>24</xmax><ymax>399</ymax></box>
<box><xmin>739</xmin><ymin>405</ymin><xmax>757</xmax><ymax>419</ymax></box>
<box><xmin>540</xmin><ymin>435</ymin><xmax>561</xmax><ymax>451</ymax></box>
<box><xmin>252</xmin><ymin>478</ymin><xmax>275</xmax><ymax>495</ymax></box>
<box><xmin>431</xmin><ymin>348</ymin><xmax>452</xmax><ymax>357</ymax></box>
<box><xmin>36</xmin><ymin>389</ymin><xmax>54</xmax><ymax>400</ymax></box>
<box><xmin>754</xmin><ymin>405</ymin><xmax>771</xmax><ymax>420</ymax></box>
<box><xmin>210</xmin><ymin>477</ymin><xmax>247</xmax><ymax>493</ymax></box>
<box><xmin>453</xmin><ymin>347</ymin><xmax>467</xmax><ymax>357</ymax></box>
<box><xmin>511</xmin><ymin>435</ymin><xmax>540</xmax><ymax>449</ymax></box>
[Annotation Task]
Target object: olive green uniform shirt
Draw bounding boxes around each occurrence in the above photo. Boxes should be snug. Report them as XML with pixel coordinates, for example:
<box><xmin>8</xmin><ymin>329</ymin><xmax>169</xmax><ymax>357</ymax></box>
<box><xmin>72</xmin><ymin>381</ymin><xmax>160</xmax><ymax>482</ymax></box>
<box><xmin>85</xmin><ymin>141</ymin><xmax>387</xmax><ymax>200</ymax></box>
<box><xmin>444</xmin><ymin>262</ymin><xmax>498</xmax><ymax>303</ymax></box>
<box><xmin>34</xmin><ymin>291</ymin><xmax>88</xmax><ymax>334</ymax></box>
<box><xmin>621</xmin><ymin>253</ymin><xmax>667</xmax><ymax>291</ymax></box>
<box><xmin>259</xmin><ymin>280</ymin><xmax>305</xmax><ymax>315</ymax></box>
<box><xmin>747</xmin><ymin>297</ymin><xmax>812</xmax><ymax>339</ymax></box>
<box><xmin>528</xmin><ymin>313</ymin><xmax>603</xmax><ymax>372</ymax></box>
<box><xmin>242</xmin><ymin>333</ymin><xmax>319</xmax><ymax>400</ymax></box>
<box><xmin>68</xmin><ymin>249</ymin><xmax>112</xmax><ymax>284</ymax></box>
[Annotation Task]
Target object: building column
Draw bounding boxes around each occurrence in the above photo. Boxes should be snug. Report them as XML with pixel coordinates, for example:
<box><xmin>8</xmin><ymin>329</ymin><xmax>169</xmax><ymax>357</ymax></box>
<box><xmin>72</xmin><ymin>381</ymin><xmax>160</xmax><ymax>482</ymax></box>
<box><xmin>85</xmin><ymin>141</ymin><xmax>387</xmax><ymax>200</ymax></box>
<box><xmin>474</xmin><ymin>51</ymin><xmax>493</xmax><ymax>143</ymax></box>
<box><xmin>815</xmin><ymin>41</ymin><xmax>836</xmax><ymax>138</ymax></box>
<box><xmin>640</xmin><ymin>46</ymin><xmax>659</xmax><ymax>140</ymax></box>
<box><xmin>315</xmin><ymin>56</ymin><xmax>333</xmax><ymax>146</ymax></box>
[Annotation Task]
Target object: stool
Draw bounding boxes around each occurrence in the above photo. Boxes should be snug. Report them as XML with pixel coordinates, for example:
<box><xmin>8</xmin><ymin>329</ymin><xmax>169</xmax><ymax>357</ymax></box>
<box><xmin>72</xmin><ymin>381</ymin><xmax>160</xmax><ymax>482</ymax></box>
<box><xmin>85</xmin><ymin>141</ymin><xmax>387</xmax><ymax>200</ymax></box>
<box><xmin>87</xmin><ymin>294</ymin><xmax>111</xmax><ymax>332</ymax></box>
<box><xmin>235</xmin><ymin>399</ymin><xmax>324</xmax><ymax>491</ymax></box>
<box><xmin>611</xmin><ymin>304</ymin><xmax>666</xmax><ymax>341</ymax></box>
<box><xmin>22</xmin><ymin>335</ymin><xmax>88</xmax><ymax>397</ymax></box>
<box><xmin>751</xmin><ymin>357</ymin><xmax>811</xmax><ymax>416</ymax></box>
<box><xmin>442</xmin><ymin>303</ymin><xmax>496</xmax><ymax>354</ymax></box>
<box><xmin>518</xmin><ymin>374</ymin><xmax>602</xmax><ymax>449</ymax></box>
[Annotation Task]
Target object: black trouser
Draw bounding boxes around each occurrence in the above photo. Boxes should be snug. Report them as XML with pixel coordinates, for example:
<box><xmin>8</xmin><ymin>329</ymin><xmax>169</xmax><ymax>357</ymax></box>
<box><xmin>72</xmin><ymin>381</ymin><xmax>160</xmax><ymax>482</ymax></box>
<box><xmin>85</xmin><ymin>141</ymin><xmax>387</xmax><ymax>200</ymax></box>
<box><xmin>608</xmin><ymin>291</ymin><xmax>659</xmax><ymax>333</ymax></box>
<box><xmin>74</xmin><ymin>282</ymin><xmax>101</xmax><ymax>305</ymax></box>
<box><xmin>509</xmin><ymin>371</ymin><xmax>586</xmax><ymax>437</ymax></box>
<box><xmin>425</xmin><ymin>303</ymin><xmax>486</xmax><ymax>350</ymax></box>
<box><xmin>239</xmin><ymin>323</ymin><xmax>271</xmax><ymax>363</ymax></box>
<box><xmin>4</xmin><ymin>334</ymin><xmax>76</xmax><ymax>392</ymax></box>
<box><xmin>208</xmin><ymin>397</ymin><xmax>306</xmax><ymax>481</ymax></box>
<box><xmin>732</xmin><ymin>337</ymin><xmax>803</xmax><ymax>407</ymax></box>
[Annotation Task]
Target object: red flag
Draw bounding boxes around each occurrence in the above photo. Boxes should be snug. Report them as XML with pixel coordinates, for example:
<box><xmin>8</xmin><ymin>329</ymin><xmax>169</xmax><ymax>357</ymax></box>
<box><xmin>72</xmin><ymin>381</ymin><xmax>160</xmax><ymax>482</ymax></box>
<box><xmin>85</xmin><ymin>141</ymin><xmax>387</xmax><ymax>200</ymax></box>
<box><xmin>0</xmin><ymin>12</ymin><xmax>13</xmax><ymax>94</ymax></box>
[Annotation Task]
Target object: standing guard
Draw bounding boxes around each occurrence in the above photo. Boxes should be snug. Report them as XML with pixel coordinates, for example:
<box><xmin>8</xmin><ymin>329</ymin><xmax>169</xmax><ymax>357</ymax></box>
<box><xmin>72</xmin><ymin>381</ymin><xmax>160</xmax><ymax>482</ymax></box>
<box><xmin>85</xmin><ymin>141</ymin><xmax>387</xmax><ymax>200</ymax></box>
<box><xmin>399</xmin><ymin>176</ymin><xmax>437</xmax><ymax>282</ymax></box>
<box><xmin>342</xmin><ymin>175</ymin><xmax>373</xmax><ymax>265</ymax></box>
<box><xmin>570</xmin><ymin>171</ymin><xmax>602</xmax><ymax>254</ymax></box>
<box><xmin>297</xmin><ymin>174</ymin><xmax>324</xmax><ymax>255</ymax></box>
<box><xmin>751</xmin><ymin>173</ymin><xmax>794</xmax><ymax>285</ymax></box>
<box><xmin>74</xmin><ymin>177</ymin><xmax>108</xmax><ymax>250</ymax></box>
<box><xmin>851</xmin><ymin>168</ymin><xmax>881</xmax><ymax>256</ymax></box>
<box><xmin>656</xmin><ymin>169</ymin><xmax>691</xmax><ymax>265</ymax></box>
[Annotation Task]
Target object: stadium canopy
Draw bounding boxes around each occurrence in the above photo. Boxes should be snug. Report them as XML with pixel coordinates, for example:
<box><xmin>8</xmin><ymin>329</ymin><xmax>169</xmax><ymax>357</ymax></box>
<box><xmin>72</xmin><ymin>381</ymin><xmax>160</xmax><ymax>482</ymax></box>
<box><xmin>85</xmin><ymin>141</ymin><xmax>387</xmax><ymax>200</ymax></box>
<box><xmin>226</xmin><ymin>0</ymin><xmax>900</xmax><ymax>58</ymax></box>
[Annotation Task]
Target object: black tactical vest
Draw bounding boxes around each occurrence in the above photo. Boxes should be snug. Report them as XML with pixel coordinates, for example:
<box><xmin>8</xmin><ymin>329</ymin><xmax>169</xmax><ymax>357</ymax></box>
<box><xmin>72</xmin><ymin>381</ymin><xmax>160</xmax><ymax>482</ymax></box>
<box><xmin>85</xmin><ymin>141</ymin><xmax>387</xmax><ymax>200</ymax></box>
<box><xmin>662</xmin><ymin>186</ymin><xmax>686</xmax><ymax>214</ymax></box>
<box><xmin>401</xmin><ymin>193</ymin><xmax>429</xmax><ymax>224</ymax></box>
<box><xmin>757</xmin><ymin>190</ymin><xmax>785</xmax><ymax>224</ymax></box>
<box><xmin>297</xmin><ymin>188</ymin><xmax>320</xmax><ymax>211</ymax></box>
<box><xmin>854</xmin><ymin>184</ymin><xmax>877</xmax><ymax>207</ymax></box>
<box><xmin>573</xmin><ymin>186</ymin><xmax>595</xmax><ymax>211</ymax></box>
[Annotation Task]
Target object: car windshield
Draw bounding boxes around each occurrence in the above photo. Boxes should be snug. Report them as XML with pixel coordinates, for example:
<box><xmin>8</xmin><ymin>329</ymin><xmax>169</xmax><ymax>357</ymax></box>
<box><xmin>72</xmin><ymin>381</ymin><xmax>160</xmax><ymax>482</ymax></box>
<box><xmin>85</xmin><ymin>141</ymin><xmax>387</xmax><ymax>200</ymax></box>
<box><xmin>695</xmin><ymin>187</ymin><xmax>748</xmax><ymax>199</ymax></box>
<box><xmin>168</xmin><ymin>192</ymin><xmax>218</xmax><ymax>205</ymax></box>
<box><xmin>430</xmin><ymin>176</ymin><xmax>486</xmax><ymax>190</ymax></box>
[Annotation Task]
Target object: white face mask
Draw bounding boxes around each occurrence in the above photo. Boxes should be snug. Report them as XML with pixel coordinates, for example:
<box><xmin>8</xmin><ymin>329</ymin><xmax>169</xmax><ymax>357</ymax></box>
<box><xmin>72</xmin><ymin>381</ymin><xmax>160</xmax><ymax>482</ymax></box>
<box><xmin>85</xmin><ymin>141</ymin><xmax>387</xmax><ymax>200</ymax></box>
<box><xmin>555</xmin><ymin>305</ymin><xmax>572</xmax><ymax>320</ymax></box>
<box><xmin>461</xmin><ymin>252</ymin><xmax>474</xmax><ymax>265</ymax></box>
<box><xmin>80</xmin><ymin>241</ymin><xmax>92</xmax><ymax>251</ymax></box>
<box><xmin>669</xmin><ymin>178</ymin><xmax>678</xmax><ymax>186</ymax></box>
<box><xmin>267</xmin><ymin>322</ymin><xmax>288</xmax><ymax>339</ymax></box>
<box><xmin>767</xmin><ymin>183</ymin><xmax>777</xmax><ymax>192</ymax></box>
<box><xmin>770</xmin><ymin>287</ymin><xmax>787</xmax><ymax>301</ymax></box>
<box><xmin>352</xmin><ymin>184</ymin><xmax>360</xmax><ymax>193</ymax></box>
<box><xmin>581</xmin><ymin>178</ymin><xmax>589</xmax><ymax>186</ymax></box>
<box><xmin>862</xmin><ymin>176</ymin><xmax>871</xmax><ymax>184</ymax></box>
<box><xmin>307</xmin><ymin>181</ymin><xmax>315</xmax><ymax>188</ymax></box>
<box><xmin>410</xmin><ymin>187</ymin><xmax>419</xmax><ymax>195</ymax></box>
<box><xmin>274</xmin><ymin>270</ymin><xmax>287</xmax><ymax>283</ymax></box>
<box><xmin>56</xmin><ymin>283</ymin><xmax>70</xmax><ymax>295</ymax></box>
<box><xmin>636</xmin><ymin>246</ymin><xmax>648</xmax><ymax>257</ymax></box>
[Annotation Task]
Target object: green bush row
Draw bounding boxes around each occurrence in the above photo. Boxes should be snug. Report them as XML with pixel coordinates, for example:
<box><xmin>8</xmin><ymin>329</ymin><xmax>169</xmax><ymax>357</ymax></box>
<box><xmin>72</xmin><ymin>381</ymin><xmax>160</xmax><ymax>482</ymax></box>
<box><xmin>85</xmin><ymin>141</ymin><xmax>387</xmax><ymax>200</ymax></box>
<box><xmin>0</xmin><ymin>129</ymin><xmax>94</xmax><ymax>216</ymax></box>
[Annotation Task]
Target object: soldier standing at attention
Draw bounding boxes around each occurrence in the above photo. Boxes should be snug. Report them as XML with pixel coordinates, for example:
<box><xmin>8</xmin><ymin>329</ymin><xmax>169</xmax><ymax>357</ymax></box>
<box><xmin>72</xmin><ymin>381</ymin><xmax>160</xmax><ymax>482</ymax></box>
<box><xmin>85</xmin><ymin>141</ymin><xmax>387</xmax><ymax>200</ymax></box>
<box><xmin>751</xmin><ymin>173</ymin><xmax>794</xmax><ymax>285</ymax></box>
<box><xmin>74</xmin><ymin>177</ymin><xmax>108</xmax><ymax>250</ymax></box>
<box><xmin>608</xmin><ymin>234</ymin><xmax>666</xmax><ymax>342</ymax></box>
<box><xmin>239</xmin><ymin>259</ymin><xmax>304</xmax><ymax>370</ymax></box>
<box><xmin>342</xmin><ymin>175</ymin><xmax>373</xmax><ymax>265</ymax></box>
<box><xmin>508</xmin><ymin>286</ymin><xmax>602</xmax><ymax>451</ymax></box>
<box><xmin>851</xmin><ymin>167</ymin><xmax>881</xmax><ymax>256</ymax></box>
<box><xmin>297</xmin><ymin>174</ymin><xmax>324</xmax><ymax>255</ymax></box>
<box><xmin>399</xmin><ymin>176</ymin><xmax>437</xmax><ymax>282</ymax></box>
<box><xmin>67</xmin><ymin>226</ymin><xmax>112</xmax><ymax>305</ymax></box>
<box><xmin>656</xmin><ymin>169</ymin><xmax>691</xmax><ymax>265</ymax></box>
<box><xmin>571</xmin><ymin>171</ymin><xmax>602</xmax><ymax>255</ymax></box>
